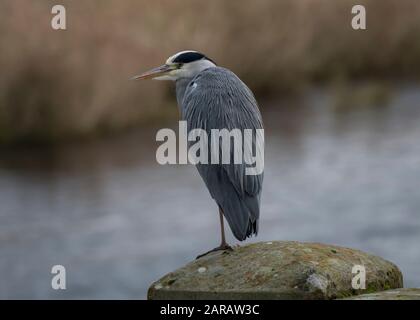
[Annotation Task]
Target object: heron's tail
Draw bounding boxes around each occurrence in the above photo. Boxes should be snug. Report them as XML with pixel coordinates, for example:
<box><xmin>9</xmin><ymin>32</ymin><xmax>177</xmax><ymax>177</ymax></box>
<box><xmin>220</xmin><ymin>194</ymin><xmax>259</xmax><ymax>241</ymax></box>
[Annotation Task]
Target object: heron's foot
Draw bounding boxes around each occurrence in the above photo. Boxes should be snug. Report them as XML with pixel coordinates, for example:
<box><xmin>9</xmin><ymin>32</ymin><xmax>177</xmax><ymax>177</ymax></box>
<box><xmin>196</xmin><ymin>244</ymin><xmax>233</xmax><ymax>259</ymax></box>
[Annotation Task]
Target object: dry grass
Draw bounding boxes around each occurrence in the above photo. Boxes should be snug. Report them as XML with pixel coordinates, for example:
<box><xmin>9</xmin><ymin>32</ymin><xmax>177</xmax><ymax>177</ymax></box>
<box><xmin>0</xmin><ymin>0</ymin><xmax>420</xmax><ymax>144</ymax></box>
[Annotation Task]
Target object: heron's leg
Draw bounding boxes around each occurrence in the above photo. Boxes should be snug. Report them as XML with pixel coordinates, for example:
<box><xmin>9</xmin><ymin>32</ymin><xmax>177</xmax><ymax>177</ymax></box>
<box><xmin>196</xmin><ymin>208</ymin><xmax>232</xmax><ymax>259</ymax></box>
<box><xmin>219</xmin><ymin>208</ymin><xmax>228</xmax><ymax>248</ymax></box>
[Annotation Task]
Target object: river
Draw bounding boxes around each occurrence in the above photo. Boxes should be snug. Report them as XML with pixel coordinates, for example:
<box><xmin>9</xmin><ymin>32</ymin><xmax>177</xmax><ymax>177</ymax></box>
<box><xmin>0</xmin><ymin>85</ymin><xmax>419</xmax><ymax>298</ymax></box>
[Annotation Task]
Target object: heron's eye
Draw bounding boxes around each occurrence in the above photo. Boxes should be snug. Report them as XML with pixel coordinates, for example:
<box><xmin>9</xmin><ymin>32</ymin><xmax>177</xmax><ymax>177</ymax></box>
<box><xmin>174</xmin><ymin>63</ymin><xmax>183</xmax><ymax>69</ymax></box>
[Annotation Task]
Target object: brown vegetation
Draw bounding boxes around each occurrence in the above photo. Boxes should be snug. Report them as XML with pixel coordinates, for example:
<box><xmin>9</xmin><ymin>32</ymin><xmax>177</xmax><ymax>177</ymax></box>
<box><xmin>0</xmin><ymin>0</ymin><xmax>419</xmax><ymax>144</ymax></box>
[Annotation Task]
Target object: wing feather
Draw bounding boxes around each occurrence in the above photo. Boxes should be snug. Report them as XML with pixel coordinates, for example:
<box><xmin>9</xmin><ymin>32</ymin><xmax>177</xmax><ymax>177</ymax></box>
<box><xmin>181</xmin><ymin>67</ymin><xmax>264</xmax><ymax>241</ymax></box>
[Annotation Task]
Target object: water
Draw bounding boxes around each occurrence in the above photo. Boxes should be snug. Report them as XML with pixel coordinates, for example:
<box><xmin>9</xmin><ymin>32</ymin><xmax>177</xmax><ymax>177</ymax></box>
<box><xmin>1</xmin><ymin>85</ymin><xmax>420</xmax><ymax>299</ymax></box>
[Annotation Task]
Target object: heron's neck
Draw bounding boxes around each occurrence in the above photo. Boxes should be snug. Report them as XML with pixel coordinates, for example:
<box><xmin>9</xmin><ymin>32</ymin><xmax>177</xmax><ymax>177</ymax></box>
<box><xmin>175</xmin><ymin>77</ymin><xmax>194</xmax><ymax>117</ymax></box>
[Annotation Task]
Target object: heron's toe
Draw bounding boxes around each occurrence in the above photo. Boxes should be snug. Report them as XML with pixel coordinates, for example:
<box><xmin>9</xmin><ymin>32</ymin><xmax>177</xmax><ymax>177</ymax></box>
<box><xmin>196</xmin><ymin>244</ymin><xmax>233</xmax><ymax>259</ymax></box>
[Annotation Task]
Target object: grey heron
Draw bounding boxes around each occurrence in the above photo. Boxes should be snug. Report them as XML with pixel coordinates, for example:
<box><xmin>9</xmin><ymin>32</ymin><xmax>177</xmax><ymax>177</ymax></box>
<box><xmin>133</xmin><ymin>50</ymin><xmax>263</xmax><ymax>258</ymax></box>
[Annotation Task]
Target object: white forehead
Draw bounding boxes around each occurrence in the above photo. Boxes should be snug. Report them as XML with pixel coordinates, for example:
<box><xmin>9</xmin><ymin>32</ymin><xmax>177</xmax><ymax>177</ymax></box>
<box><xmin>166</xmin><ymin>50</ymin><xmax>199</xmax><ymax>64</ymax></box>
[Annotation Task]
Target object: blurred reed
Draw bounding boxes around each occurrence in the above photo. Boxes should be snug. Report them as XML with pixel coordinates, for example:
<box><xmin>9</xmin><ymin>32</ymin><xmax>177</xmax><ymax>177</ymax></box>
<box><xmin>0</xmin><ymin>0</ymin><xmax>419</xmax><ymax>144</ymax></box>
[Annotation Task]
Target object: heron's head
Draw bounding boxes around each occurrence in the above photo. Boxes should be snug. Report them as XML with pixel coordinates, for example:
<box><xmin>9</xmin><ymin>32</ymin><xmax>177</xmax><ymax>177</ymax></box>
<box><xmin>131</xmin><ymin>50</ymin><xmax>216</xmax><ymax>81</ymax></box>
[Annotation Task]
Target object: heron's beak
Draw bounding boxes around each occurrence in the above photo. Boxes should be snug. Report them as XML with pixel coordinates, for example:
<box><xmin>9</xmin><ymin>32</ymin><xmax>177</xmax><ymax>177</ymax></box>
<box><xmin>130</xmin><ymin>64</ymin><xmax>173</xmax><ymax>80</ymax></box>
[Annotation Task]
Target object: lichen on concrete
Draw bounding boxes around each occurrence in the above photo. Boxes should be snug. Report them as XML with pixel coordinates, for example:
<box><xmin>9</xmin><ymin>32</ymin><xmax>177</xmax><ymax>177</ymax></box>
<box><xmin>148</xmin><ymin>241</ymin><xmax>403</xmax><ymax>300</ymax></box>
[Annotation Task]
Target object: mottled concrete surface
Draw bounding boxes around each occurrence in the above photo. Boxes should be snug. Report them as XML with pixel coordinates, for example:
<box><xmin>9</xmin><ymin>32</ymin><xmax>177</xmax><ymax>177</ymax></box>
<box><xmin>342</xmin><ymin>288</ymin><xmax>420</xmax><ymax>300</ymax></box>
<box><xmin>148</xmin><ymin>241</ymin><xmax>403</xmax><ymax>300</ymax></box>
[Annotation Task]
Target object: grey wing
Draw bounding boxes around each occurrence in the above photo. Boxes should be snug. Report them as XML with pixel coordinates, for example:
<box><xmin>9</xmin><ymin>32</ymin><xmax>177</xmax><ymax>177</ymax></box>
<box><xmin>182</xmin><ymin>67</ymin><xmax>264</xmax><ymax>241</ymax></box>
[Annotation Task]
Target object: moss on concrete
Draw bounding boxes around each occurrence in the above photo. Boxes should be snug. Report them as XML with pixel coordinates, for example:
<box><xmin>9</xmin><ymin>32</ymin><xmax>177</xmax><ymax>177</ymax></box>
<box><xmin>148</xmin><ymin>241</ymin><xmax>403</xmax><ymax>300</ymax></box>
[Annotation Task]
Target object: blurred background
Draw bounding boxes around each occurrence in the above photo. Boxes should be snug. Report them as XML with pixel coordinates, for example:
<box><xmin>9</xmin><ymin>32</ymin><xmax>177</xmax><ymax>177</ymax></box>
<box><xmin>0</xmin><ymin>0</ymin><xmax>420</xmax><ymax>298</ymax></box>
